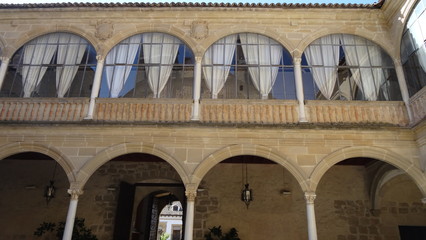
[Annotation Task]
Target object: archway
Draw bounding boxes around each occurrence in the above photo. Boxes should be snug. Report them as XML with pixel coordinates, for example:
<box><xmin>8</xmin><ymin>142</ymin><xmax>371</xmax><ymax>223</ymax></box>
<box><xmin>194</xmin><ymin>155</ymin><xmax>307</xmax><ymax>240</ymax></box>
<box><xmin>314</xmin><ymin>157</ymin><xmax>426</xmax><ymax>240</ymax></box>
<box><xmin>81</xmin><ymin>152</ymin><xmax>186</xmax><ymax>240</ymax></box>
<box><xmin>0</xmin><ymin>151</ymin><xmax>70</xmax><ymax>240</ymax></box>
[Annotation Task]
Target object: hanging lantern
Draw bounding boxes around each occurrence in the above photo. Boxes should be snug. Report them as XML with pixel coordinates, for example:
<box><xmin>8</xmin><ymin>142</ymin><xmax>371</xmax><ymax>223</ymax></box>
<box><xmin>241</xmin><ymin>161</ymin><xmax>253</xmax><ymax>209</ymax></box>
<box><xmin>44</xmin><ymin>180</ymin><xmax>55</xmax><ymax>205</ymax></box>
<box><xmin>241</xmin><ymin>183</ymin><xmax>253</xmax><ymax>209</ymax></box>
<box><xmin>44</xmin><ymin>162</ymin><xmax>57</xmax><ymax>205</ymax></box>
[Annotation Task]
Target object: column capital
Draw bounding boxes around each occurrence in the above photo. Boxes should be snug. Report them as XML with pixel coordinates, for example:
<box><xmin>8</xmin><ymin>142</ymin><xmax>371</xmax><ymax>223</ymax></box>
<box><xmin>185</xmin><ymin>190</ymin><xmax>197</xmax><ymax>201</ymax></box>
<box><xmin>422</xmin><ymin>198</ymin><xmax>426</xmax><ymax>204</ymax></box>
<box><xmin>293</xmin><ymin>57</ymin><xmax>302</xmax><ymax>65</ymax></box>
<box><xmin>392</xmin><ymin>58</ymin><xmax>402</xmax><ymax>67</ymax></box>
<box><xmin>96</xmin><ymin>55</ymin><xmax>105</xmax><ymax>62</ymax></box>
<box><xmin>67</xmin><ymin>189</ymin><xmax>84</xmax><ymax>200</ymax></box>
<box><xmin>304</xmin><ymin>192</ymin><xmax>316</xmax><ymax>204</ymax></box>
<box><xmin>0</xmin><ymin>56</ymin><xmax>10</xmax><ymax>62</ymax></box>
<box><xmin>195</xmin><ymin>56</ymin><xmax>203</xmax><ymax>63</ymax></box>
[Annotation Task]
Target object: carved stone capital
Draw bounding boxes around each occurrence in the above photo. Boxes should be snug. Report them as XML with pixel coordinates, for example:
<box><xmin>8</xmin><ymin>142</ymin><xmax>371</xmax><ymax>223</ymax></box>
<box><xmin>304</xmin><ymin>192</ymin><xmax>316</xmax><ymax>204</ymax></box>
<box><xmin>0</xmin><ymin>56</ymin><xmax>10</xmax><ymax>63</ymax></box>
<box><xmin>67</xmin><ymin>189</ymin><xmax>84</xmax><ymax>200</ymax></box>
<box><xmin>422</xmin><ymin>197</ymin><xmax>426</xmax><ymax>204</ymax></box>
<box><xmin>190</xmin><ymin>21</ymin><xmax>209</xmax><ymax>40</ymax></box>
<box><xmin>293</xmin><ymin>57</ymin><xmax>302</xmax><ymax>65</ymax></box>
<box><xmin>185</xmin><ymin>190</ymin><xmax>197</xmax><ymax>201</ymax></box>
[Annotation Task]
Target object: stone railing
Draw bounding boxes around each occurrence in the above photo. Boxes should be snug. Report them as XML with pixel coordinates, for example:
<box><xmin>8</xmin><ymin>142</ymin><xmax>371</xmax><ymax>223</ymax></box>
<box><xmin>0</xmin><ymin>98</ymin><xmax>89</xmax><ymax>122</ymax></box>
<box><xmin>92</xmin><ymin>98</ymin><xmax>192</xmax><ymax>123</ymax></box>
<box><xmin>0</xmin><ymin>97</ymin><xmax>412</xmax><ymax>126</ymax></box>
<box><xmin>199</xmin><ymin>99</ymin><xmax>299</xmax><ymax>124</ymax></box>
<box><xmin>305</xmin><ymin>100</ymin><xmax>409</xmax><ymax>126</ymax></box>
<box><xmin>409</xmin><ymin>87</ymin><xmax>426</xmax><ymax>126</ymax></box>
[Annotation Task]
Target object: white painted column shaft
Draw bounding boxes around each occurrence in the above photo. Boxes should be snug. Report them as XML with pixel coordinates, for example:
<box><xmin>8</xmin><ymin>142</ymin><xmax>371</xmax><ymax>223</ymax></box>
<box><xmin>62</xmin><ymin>189</ymin><xmax>83</xmax><ymax>240</ymax></box>
<box><xmin>85</xmin><ymin>55</ymin><xmax>105</xmax><ymax>119</ymax></box>
<box><xmin>294</xmin><ymin>57</ymin><xmax>307</xmax><ymax>122</ymax></box>
<box><xmin>305</xmin><ymin>192</ymin><xmax>318</xmax><ymax>240</ymax></box>
<box><xmin>184</xmin><ymin>190</ymin><xmax>197</xmax><ymax>240</ymax></box>
<box><xmin>393</xmin><ymin>58</ymin><xmax>413</xmax><ymax>122</ymax></box>
<box><xmin>191</xmin><ymin>57</ymin><xmax>202</xmax><ymax>121</ymax></box>
<box><xmin>0</xmin><ymin>57</ymin><xmax>10</xmax><ymax>90</ymax></box>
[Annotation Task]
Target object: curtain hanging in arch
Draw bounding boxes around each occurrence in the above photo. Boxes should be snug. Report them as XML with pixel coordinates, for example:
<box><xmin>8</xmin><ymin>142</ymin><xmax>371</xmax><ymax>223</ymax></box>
<box><xmin>239</xmin><ymin>33</ymin><xmax>283</xmax><ymax>99</ymax></box>
<box><xmin>105</xmin><ymin>35</ymin><xmax>141</xmax><ymax>98</ymax></box>
<box><xmin>21</xmin><ymin>34</ymin><xmax>59</xmax><ymax>97</ymax></box>
<box><xmin>341</xmin><ymin>34</ymin><xmax>385</xmax><ymax>101</ymax></box>
<box><xmin>304</xmin><ymin>35</ymin><xmax>340</xmax><ymax>100</ymax></box>
<box><xmin>202</xmin><ymin>34</ymin><xmax>237</xmax><ymax>99</ymax></box>
<box><xmin>143</xmin><ymin>33</ymin><xmax>180</xmax><ymax>98</ymax></box>
<box><xmin>56</xmin><ymin>33</ymin><xmax>88</xmax><ymax>98</ymax></box>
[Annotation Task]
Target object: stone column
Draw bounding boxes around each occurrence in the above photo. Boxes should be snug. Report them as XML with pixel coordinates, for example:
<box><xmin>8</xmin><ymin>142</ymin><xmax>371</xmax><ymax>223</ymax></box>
<box><xmin>0</xmin><ymin>57</ymin><xmax>10</xmax><ymax>90</ymax></box>
<box><xmin>294</xmin><ymin>57</ymin><xmax>307</xmax><ymax>122</ymax></box>
<box><xmin>305</xmin><ymin>192</ymin><xmax>318</xmax><ymax>240</ymax></box>
<box><xmin>184</xmin><ymin>188</ymin><xmax>197</xmax><ymax>240</ymax></box>
<box><xmin>62</xmin><ymin>189</ymin><xmax>83</xmax><ymax>240</ymax></box>
<box><xmin>393</xmin><ymin>58</ymin><xmax>413</xmax><ymax>122</ymax></box>
<box><xmin>85</xmin><ymin>55</ymin><xmax>104</xmax><ymax>119</ymax></box>
<box><xmin>191</xmin><ymin>56</ymin><xmax>202</xmax><ymax>121</ymax></box>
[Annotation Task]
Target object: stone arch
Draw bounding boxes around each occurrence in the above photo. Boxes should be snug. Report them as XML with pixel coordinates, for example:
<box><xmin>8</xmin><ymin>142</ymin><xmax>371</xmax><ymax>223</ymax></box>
<box><xmin>295</xmin><ymin>29</ymin><xmax>396</xmax><ymax>60</ymax></box>
<box><xmin>0</xmin><ymin>142</ymin><xmax>76</xmax><ymax>183</ymax></box>
<box><xmin>198</xmin><ymin>28</ymin><xmax>296</xmax><ymax>60</ymax></box>
<box><xmin>3</xmin><ymin>27</ymin><xmax>99</xmax><ymax>59</ymax></box>
<box><xmin>309</xmin><ymin>146</ymin><xmax>426</xmax><ymax>197</ymax></box>
<box><xmin>100</xmin><ymin>27</ymin><xmax>197</xmax><ymax>60</ymax></box>
<box><xmin>77</xmin><ymin>142</ymin><xmax>190</xmax><ymax>189</ymax></box>
<box><xmin>192</xmin><ymin>144</ymin><xmax>309</xmax><ymax>192</ymax></box>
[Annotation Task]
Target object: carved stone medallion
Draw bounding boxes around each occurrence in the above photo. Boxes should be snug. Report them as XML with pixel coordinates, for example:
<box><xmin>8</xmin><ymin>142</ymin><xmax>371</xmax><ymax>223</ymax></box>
<box><xmin>190</xmin><ymin>21</ymin><xmax>209</xmax><ymax>40</ymax></box>
<box><xmin>95</xmin><ymin>21</ymin><xmax>114</xmax><ymax>40</ymax></box>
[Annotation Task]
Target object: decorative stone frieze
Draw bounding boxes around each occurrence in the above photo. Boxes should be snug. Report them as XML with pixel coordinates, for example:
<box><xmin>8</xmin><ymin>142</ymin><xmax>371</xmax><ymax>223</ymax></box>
<box><xmin>190</xmin><ymin>21</ymin><xmax>208</xmax><ymax>40</ymax></box>
<box><xmin>94</xmin><ymin>20</ymin><xmax>114</xmax><ymax>41</ymax></box>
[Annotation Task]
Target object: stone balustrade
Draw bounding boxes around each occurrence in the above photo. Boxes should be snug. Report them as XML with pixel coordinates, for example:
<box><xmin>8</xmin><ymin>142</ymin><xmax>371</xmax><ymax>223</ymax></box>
<box><xmin>0</xmin><ymin>97</ymin><xmax>414</xmax><ymax>126</ymax></box>
<box><xmin>409</xmin><ymin>87</ymin><xmax>426</xmax><ymax>126</ymax></box>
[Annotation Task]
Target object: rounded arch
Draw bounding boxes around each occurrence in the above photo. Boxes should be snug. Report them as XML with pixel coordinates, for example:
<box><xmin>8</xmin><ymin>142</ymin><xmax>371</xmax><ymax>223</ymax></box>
<box><xmin>77</xmin><ymin>142</ymin><xmax>190</xmax><ymax>189</ymax></box>
<box><xmin>198</xmin><ymin>28</ymin><xmax>296</xmax><ymax>59</ymax></box>
<box><xmin>100</xmin><ymin>27</ymin><xmax>197</xmax><ymax>59</ymax></box>
<box><xmin>309</xmin><ymin>146</ymin><xmax>426</xmax><ymax>197</ymax></box>
<box><xmin>295</xmin><ymin>29</ymin><xmax>396</xmax><ymax>60</ymax></box>
<box><xmin>0</xmin><ymin>142</ymin><xmax>76</xmax><ymax>183</ymax></box>
<box><xmin>3</xmin><ymin>27</ymin><xmax>100</xmax><ymax>59</ymax></box>
<box><xmin>192</xmin><ymin>144</ymin><xmax>309</xmax><ymax>192</ymax></box>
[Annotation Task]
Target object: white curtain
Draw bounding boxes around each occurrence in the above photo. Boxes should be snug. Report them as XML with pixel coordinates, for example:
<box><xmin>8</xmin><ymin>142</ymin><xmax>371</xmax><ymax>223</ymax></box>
<box><xmin>342</xmin><ymin>34</ymin><xmax>385</xmax><ymax>101</ymax></box>
<box><xmin>202</xmin><ymin>34</ymin><xmax>237</xmax><ymax>98</ymax></box>
<box><xmin>22</xmin><ymin>34</ymin><xmax>59</xmax><ymax>97</ymax></box>
<box><xmin>105</xmin><ymin>35</ymin><xmax>141</xmax><ymax>98</ymax></box>
<box><xmin>305</xmin><ymin>35</ymin><xmax>340</xmax><ymax>100</ymax></box>
<box><xmin>143</xmin><ymin>33</ymin><xmax>180</xmax><ymax>98</ymax></box>
<box><xmin>56</xmin><ymin>34</ymin><xmax>88</xmax><ymax>97</ymax></box>
<box><xmin>239</xmin><ymin>33</ymin><xmax>283</xmax><ymax>99</ymax></box>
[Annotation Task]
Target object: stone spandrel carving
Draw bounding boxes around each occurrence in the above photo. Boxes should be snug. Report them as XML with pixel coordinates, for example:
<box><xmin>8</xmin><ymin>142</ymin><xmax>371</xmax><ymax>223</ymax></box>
<box><xmin>95</xmin><ymin>21</ymin><xmax>114</xmax><ymax>40</ymax></box>
<box><xmin>190</xmin><ymin>21</ymin><xmax>208</xmax><ymax>40</ymax></box>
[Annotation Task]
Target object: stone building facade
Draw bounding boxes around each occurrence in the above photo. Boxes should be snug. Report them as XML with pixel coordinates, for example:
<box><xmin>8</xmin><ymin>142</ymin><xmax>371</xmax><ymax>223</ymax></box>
<box><xmin>0</xmin><ymin>1</ymin><xmax>425</xmax><ymax>240</ymax></box>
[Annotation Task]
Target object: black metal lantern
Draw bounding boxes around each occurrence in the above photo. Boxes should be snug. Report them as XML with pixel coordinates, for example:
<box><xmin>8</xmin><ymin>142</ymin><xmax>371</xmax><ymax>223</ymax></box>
<box><xmin>44</xmin><ymin>180</ymin><xmax>56</xmax><ymax>204</ymax></box>
<box><xmin>44</xmin><ymin>162</ymin><xmax>57</xmax><ymax>205</ymax></box>
<box><xmin>241</xmin><ymin>162</ymin><xmax>253</xmax><ymax>209</ymax></box>
<box><xmin>241</xmin><ymin>183</ymin><xmax>253</xmax><ymax>208</ymax></box>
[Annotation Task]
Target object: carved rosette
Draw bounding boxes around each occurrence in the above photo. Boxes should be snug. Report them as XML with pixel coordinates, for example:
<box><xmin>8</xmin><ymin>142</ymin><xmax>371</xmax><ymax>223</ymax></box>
<box><xmin>95</xmin><ymin>21</ymin><xmax>114</xmax><ymax>41</ymax></box>
<box><xmin>190</xmin><ymin>21</ymin><xmax>209</xmax><ymax>40</ymax></box>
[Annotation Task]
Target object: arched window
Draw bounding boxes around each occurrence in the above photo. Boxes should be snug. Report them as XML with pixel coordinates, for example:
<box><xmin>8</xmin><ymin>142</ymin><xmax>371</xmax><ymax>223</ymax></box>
<box><xmin>201</xmin><ymin>33</ymin><xmax>296</xmax><ymax>100</ymax></box>
<box><xmin>401</xmin><ymin>0</ymin><xmax>426</xmax><ymax>96</ymax></box>
<box><xmin>99</xmin><ymin>33</ymin><xmax>194</xmax><ymax>98</ymax></box>
<box><xmin>1</xmin><ymin>32</ymin><xmax>96</xmax><ymax>98</ymax></box>
<box><xmin>302</xmin><ymin>34</ymin><xmax>401</xmax><ymax>101</ymax></box>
